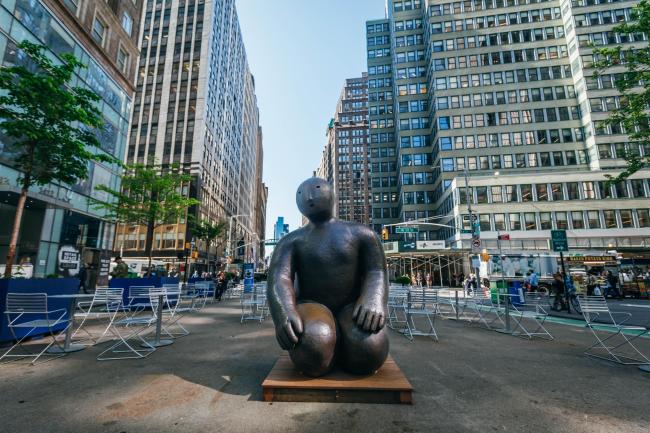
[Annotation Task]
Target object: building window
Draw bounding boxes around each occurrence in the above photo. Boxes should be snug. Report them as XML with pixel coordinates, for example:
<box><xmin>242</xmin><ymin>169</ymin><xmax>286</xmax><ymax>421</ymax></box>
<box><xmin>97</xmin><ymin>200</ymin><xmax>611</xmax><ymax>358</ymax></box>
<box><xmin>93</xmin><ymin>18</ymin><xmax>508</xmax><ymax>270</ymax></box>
<box><xmin>122</xmin><ymin>12</ymin><xmax>133</xmax><ymax>36</ymax></box>
<box><xmin>524</xmin><ymin>213</ymin><xmax>537</xmax><ymax>230</ymax></box>
<box><xmin>587</xmin><ymin>211</ymin><xmax>601</xmax><ymax>229</ymax></box>
<box><xmin>571</xmin><ymin>211</ymin><xmax>584</xmax><ymax>229</ymax></box>
<box><xmin>92</xmin><ymin>16</ymin><xmax>107</xmax><ymax>46</ymax></box>
<box><xmin>555</xmin><ymin>212</ymin><xmax>568</xmax><ymax>229</ymax></box>
<box><xmin>540</xmin><ymin>212</ymin><xmax>552</xmax><ymax>230</ymax></box>
<box><xmin>63</xmin><ymin>0</ymin><xmax>79</xmax><ymax>14</ymax></box>
<box><xmin>637</xmin><ymin>209</ymin><xmax>650</xmax><ymax>227</ymax></box>
<box><xmin>509</xmin><ymin>213</ymin><xmax>521</xmax><ymax>230</ymax></box>
<box><xmin>603</xmin><ymin>210</ymin><xmax>617</xmax><ymax>228</ymax></box>
<box><xmin>620</xmin><ymin>210</ymin><xmax>633</xmax><ymax>228</ymax></box>
<box><xmin>117</xmin><ymin>47</ymin><xmax>129</xmax><ymax>73</ymax></box>
<box><xmin>494</xmin><ymin>214</ymin><xmax>506</xmax><ymax>231</ymax></box>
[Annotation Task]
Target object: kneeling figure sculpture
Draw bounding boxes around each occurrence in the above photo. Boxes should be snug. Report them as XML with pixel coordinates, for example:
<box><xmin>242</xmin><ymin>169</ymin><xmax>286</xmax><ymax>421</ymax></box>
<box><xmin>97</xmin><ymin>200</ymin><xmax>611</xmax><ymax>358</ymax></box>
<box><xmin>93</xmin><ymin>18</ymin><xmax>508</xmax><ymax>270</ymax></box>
<box><xmin>267</xmin><ymin>177</ymin><xmax>389</xmax><ymax>377</ymax></box>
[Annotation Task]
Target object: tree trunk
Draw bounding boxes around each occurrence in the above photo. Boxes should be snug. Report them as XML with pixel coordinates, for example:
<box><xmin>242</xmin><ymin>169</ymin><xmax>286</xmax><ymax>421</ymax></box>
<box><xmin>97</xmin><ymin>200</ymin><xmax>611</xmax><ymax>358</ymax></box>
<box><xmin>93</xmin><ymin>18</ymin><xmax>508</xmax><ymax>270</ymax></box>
<box><xmin>145</xmin><ymin>216</ymin><xmax>155</xmax><ymax>277</ymax></box>
<box><xmin>4</xmin><ymin>186</ymin><xmax>29</xmax><ymax>278</ymax></box>
<box><xmin>206</xmin><ymin>237</ymin><xmax>212</xmax><ymax>276</ymax></box>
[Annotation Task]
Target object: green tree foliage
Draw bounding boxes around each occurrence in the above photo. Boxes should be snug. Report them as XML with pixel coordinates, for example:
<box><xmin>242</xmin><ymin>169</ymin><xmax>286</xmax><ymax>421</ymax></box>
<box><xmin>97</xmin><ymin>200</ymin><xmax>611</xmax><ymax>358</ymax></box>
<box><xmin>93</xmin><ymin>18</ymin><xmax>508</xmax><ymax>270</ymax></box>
<box><xmin>190</xmin><ymin>217</ymin><xmax>227</xmax><ymax>272</ymax></box>
<box><xmin>0</xmin><ymin>41</ymin><xmax>112</xmax><ymax>277</ymax></box>
<box><xmin>593</xmin><ymin>0</ymin><xmax>650</xmax><ymax>181</ymax></box>
<box><xmin>93</xmin><ymin>163</ymin><xmax>199</xmax><ymax>276</ymax></box>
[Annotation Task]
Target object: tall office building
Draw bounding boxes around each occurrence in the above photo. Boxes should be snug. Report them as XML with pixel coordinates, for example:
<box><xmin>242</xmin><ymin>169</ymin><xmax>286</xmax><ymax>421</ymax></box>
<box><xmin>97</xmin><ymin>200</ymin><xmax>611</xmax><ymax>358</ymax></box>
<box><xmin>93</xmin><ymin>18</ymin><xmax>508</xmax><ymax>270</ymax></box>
<box><xmin>118</xmin><ymin>0</ymin><xmax>264</xmax><ymax>269</ymax></box>
<box><xmin>317</xmin><ymin>74</ymin><xmax>372</xmax><ymax>224</ymax></box>
<box><xmin>273</xmin><ymin>216</ymin><xmax>289</xmax><ymax>241</ymax></box>
<box><xmin>367</xmin><ymin>0</ymin><xmax>650</xmax><ymax>254</ymax></box>
<box><xmin>0</xmin><ymin>0</ymin><xmax>143</xmax><ymax>278</ymax></box>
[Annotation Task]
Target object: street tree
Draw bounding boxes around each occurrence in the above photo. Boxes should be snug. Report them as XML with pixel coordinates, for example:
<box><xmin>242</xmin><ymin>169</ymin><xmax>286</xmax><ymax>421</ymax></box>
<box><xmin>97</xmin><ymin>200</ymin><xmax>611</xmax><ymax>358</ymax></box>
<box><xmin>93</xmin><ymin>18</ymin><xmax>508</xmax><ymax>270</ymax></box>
<box><xmin>593</xmin><ymin>0</ymin><xmax>650</xmax><ymax>181</ymax></box>
<box><xmin>93</xmin><ymin>163</ymin><xmax>199</xmax><ymax>276</ymax></box>
<box><xmin>0</xmin><ymin>41</ymin><xmax>111</xmax><ymax>278</ymax></box>
<box><xmin>190</xmin><ymin>217</ymin><xmax>227</xmax><ymax>273</ymax></box>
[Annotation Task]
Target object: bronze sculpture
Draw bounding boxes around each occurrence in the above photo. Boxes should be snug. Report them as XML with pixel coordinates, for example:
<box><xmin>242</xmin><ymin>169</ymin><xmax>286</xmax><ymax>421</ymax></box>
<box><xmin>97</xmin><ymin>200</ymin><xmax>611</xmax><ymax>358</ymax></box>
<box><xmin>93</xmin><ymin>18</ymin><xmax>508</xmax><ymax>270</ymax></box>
<box><xmin>267</xmin><ymin>177</ymin><xmax>389</xmax><ymax>377</ymax></box>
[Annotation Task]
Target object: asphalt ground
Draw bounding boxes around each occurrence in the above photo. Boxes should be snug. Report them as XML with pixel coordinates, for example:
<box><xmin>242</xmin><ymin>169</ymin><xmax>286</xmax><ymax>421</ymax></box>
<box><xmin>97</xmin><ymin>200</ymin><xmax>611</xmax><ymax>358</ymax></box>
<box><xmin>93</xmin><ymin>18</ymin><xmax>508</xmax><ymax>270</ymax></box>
<box><xmin>1</xmin><ymin>299</ymin><xmax>649</xmax><ymax>433</ymax></box>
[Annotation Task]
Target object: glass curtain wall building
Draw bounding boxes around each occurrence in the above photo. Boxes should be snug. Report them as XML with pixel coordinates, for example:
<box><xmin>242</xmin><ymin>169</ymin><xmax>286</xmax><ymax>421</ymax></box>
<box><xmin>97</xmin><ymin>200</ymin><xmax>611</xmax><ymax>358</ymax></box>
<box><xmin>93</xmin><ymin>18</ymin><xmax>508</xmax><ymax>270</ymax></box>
<box><xmin>317</xmin><ymin>74</ymin><xmax>371</xmax><ymax>225</ymax></box>
<box><xmin>367</xmin><ymin>0</ymin><xmax>650</xmax><ymax>253</ymax></box>
<box><xmin>120</xmin><ymin>0</ymin><xmax>263</xmax><ymax>270</ymax></box>
<box><xmin>0</xmin><ymin>0</ymin><xmax>142</xmax><ymax>279</ymax></box>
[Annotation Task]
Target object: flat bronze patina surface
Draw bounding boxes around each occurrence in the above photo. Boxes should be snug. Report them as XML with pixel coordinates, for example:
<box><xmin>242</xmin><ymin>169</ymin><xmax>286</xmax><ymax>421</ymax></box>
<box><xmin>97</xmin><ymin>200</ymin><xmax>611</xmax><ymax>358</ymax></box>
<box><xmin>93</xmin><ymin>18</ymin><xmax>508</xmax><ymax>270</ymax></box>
<box><xmin>267</xmin><ymin>177</ymin><xmax>389</xmax><ymax>376</ymax></box>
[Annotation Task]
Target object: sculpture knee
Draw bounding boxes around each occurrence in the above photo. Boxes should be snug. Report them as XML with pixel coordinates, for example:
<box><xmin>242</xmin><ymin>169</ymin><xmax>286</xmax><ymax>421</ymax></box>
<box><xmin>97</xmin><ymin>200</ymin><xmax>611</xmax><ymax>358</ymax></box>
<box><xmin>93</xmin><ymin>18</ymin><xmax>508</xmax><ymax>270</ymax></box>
<box><xmin>337</xmin><ymin>304</ymin><xmax>389</xmax><ymax>375</ymax></box>
<box><xmin>288</xmin><ymin>302</ymin><xmax>337</xmax><ymax>377</ymax></box>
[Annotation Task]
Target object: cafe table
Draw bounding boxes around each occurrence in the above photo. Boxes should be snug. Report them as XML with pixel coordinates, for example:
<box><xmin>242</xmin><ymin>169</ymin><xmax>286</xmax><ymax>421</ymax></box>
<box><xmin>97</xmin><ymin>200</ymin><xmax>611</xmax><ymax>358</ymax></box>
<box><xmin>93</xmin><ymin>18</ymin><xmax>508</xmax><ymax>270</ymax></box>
<box><xmin>46</xmin><ymin>293</ymin><xmax>95</xmax><ymax>353</ymax></box>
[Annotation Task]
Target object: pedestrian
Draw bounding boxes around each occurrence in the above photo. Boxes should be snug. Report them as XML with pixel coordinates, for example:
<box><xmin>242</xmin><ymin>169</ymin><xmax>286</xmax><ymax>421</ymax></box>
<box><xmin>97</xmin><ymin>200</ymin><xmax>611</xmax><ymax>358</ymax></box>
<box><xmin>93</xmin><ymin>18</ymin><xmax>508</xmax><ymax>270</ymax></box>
<box><xmin>416</xmin><ymin>272</ymin><xmax>423</xmax><ymax>287</ymax></box>
<box><xmin>410</xmin><ymin>273</ymin><xmax>417</xmax><ymax>286</ymax></box>
<box><xmin>586</xmin><ymin>272</ymin><xmax>598</xmax><ymax>296</ymax></box>
<box><xmin>524</xmin><ymin>271</ymin><xmax>532</xmax><ymax>292</ymax></box>
<box><xmin>425</xmin><ymin>273</ymin><xmax>432</xmax><ymax>287</ymax></box>
<box><xmin>109</xmin><ymin>256</ymin><xmax>129</xmax><ymax>279</ymax></box>
<box><xmin>606</xmin><ymin>270</ymin><xmax>623</xmax><ymax>299</ymax></box>
<box><xmin>216</xmin><ymin>271</ymin><xmax>227</xmax><ymax>301</ymax></box>
<box><xmin>551</xmin><ymin>272</ymin><xmax>565</xmax><ymax>311</ymax></box>
<box><xmin>529</xmin><ymin>269</ymin><xmax>539</xmax><ymax>293</ymax></box>
<box><xmin>78</xmin><ymin>263</ymin><xmax>89</xmax><ymax>294</ymax></box>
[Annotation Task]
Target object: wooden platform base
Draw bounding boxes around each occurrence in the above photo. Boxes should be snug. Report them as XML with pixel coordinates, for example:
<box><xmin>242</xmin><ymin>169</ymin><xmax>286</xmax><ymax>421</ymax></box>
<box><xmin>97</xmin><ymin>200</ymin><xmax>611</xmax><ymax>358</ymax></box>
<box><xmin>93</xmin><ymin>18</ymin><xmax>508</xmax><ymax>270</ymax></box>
<box><xmin>262</xmin><ymin>355</ymin><xmax>413</xmax><ymax>404</ymax></box>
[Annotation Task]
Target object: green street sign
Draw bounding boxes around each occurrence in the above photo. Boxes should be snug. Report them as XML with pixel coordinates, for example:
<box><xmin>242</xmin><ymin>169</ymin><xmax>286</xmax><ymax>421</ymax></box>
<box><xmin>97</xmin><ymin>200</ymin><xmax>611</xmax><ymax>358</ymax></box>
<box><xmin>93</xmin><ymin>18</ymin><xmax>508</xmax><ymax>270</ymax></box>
<box><xmin>550</xmin><ymin>230</ymin><xmax>568</xmax><ymax>252</ymax></box>
<box><xmin>396</xmin><ymin>226</ymin><xmax>419</xmax><ymax>234</ymax></box>
<box><xmin>461</xmin><ymin>229</ymin><xmax>472</xmax><ymax>234</ymax></box>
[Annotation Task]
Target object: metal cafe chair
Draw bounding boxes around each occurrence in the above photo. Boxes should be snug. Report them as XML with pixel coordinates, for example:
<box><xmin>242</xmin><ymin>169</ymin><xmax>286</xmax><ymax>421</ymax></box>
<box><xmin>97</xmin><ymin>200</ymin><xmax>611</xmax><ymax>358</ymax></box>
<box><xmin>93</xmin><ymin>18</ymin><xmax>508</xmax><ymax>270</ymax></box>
<box><xmin>124</xmin><ymin>286</ymin><xmax>156</xmax><ymax>315</ymax></box>
<box><xmin>1</xmin><ymin>293</ymin><xmax>69</xmax><ymax>365</ymax></box>
<box><xmin>401</xmin><ymin>287</ymin><xmax>439</xmax><ymax>341</ymax></box>
<box><xmin>465</xmin><ymin>290</ymin><xmax>505</xmax><ymax>330</ymax></box>
<box><xmin>577</xmin><ymin>295</ymin><xmax>649</xmax><ymax>365</ymax></box>
<box><xmin>96</xmin><ymin>288</ymin><xmax>162</xmax><ymax>361</ymax></box>
<box><xmin>159</xmin><ymin>284</ymin><xmax>194</xmax><ymax>338</ymax></box>
<box><xmin>72</xmin><ymin>287</ymin><xmax>124</xmax><ymax>345</ymax></box>
<box><xmin>387</xmin><ymin>285</ymin><xmax>409</xmax><ymax>330</ymax></box>
<box><xmin>508</xmin><ymin>293</ymin><xmax>554</xmax><ymax>340</ymax></box>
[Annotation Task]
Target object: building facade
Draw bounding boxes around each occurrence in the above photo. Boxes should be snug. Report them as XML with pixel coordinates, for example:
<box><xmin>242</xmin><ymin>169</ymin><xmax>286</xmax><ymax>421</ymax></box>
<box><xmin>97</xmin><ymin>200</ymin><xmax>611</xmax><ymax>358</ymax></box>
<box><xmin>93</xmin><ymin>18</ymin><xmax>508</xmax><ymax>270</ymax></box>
<box><xmin>117</xmin><ymin>0</ymin><xmax>264</xmax><ymax>271</ymax></box>
<box><xmin>0</xmin><ymin>0</ymin><xmax>143</xmax><ymax>278</ymax></box>
<box><xmin>367</xmin><ymin>0</ymin><xmax>650</xmax><ymax>255</ymax></box>
<box><xmin>273</xmin><ymin>216</ymin><xmax>289</xmax><ymax>241</ymax></box>
<box><xmin>317</xmin><ymin>74</ymin><xmax>372</xmax><ymax>225</ymax></box>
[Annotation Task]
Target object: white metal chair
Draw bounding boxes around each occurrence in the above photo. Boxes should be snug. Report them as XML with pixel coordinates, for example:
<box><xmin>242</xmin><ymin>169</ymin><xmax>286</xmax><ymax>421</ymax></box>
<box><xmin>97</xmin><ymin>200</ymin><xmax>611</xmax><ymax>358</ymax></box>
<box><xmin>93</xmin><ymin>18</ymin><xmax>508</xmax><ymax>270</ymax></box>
<box><xmin>387</xmin><ymin>285</ymin><xmax>409</xmax><ymax>330</ymax></box>
<box><xmin>401</xmin><ymin>287</ymin><xmax>438</xmax><ymax>341</ymax></box>
<box><xmin>72</xmin><ymin>287</ymin><xmax>124</xmax><ymax>345</ymax></box>
<box><xmin>124</xmin><ymin>286</ymin><xmax>155</xmax><ymax>315</ymax></box>
<box><xmin>509</xmin><ymin>293</ymin><xmax>554</xmax><ymax>340</ymax></box>
<box><xmin>160</xmin><ymin>284</ymin><xmax>195</xmax><ymax>338</ymax></box>
<box><xmin>96</xmin><ymin>288</ymin><xmax>161</xmax><ymax>361</ymax></box>
<box><xmin>577</xmin><ymin>295</ymin><xmax>649</xmax><ymax>365</ymax></box>
<box><xmin>465</xmin><ymin>289</ymin><xmax>505</xmax><ymax>330</ymax></box>
<box><xmin>1</xmin><ymin>293</ymin><xmax>69</xmax><ymax>364</ymax></box>
<box><xmin>240</xmin><ymin>285</ymin><xmax>266</xmax><ymax>323</ymax></box>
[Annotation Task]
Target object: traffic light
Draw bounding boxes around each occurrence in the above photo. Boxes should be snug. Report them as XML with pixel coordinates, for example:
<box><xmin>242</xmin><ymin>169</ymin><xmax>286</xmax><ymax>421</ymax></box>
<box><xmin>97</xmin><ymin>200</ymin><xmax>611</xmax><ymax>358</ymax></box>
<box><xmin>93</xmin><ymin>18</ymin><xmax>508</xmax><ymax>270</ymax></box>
<box><xmin>480</xmin><ymin>249</ymin><xmax>490</xmax><ymax>262</ymax></box>
<box><xmin>381</xmin><ymin>227</ymin><xmax>389</xmax><ymax>240</ymax></box>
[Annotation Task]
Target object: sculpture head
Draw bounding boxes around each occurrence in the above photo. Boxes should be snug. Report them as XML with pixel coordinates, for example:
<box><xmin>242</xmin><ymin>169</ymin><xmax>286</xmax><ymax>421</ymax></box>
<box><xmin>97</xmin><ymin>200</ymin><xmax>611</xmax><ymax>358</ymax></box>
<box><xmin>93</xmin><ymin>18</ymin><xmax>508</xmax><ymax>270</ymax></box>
<box><xmin>296</xmin><ymin>177</ymin><xmax>334</xmax><ymax>223</ymax></box>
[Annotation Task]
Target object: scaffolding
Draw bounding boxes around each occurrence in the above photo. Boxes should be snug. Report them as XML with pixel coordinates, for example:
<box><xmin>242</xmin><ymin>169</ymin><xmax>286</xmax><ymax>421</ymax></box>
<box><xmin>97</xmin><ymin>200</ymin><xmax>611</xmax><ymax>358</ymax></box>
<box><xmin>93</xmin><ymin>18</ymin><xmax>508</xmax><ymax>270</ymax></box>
<box><xmin>386</xmin><ymin>250</ymin><xmax>467</xmax><ymax>287</ymax></box>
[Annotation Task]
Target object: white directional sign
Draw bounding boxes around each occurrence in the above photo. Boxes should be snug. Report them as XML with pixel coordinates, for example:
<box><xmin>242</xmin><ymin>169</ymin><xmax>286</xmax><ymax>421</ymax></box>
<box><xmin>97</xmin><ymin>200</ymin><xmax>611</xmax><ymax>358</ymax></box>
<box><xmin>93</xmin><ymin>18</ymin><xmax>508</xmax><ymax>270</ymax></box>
<box><xmin>416</xmin><ymin>240</ymin><xmax>446</xmax><ymax>250</ymax></box>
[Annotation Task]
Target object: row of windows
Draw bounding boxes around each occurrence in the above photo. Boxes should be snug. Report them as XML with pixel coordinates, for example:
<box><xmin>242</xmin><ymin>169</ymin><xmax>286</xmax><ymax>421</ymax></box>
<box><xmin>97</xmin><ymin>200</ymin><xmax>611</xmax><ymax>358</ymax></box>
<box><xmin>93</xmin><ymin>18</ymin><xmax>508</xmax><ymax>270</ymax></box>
<box><xmin>399</xmin><ymin>100</ymin><xmax>428</xmax><ymax>113</ymax></box>
<box><xmin>368</xmin><ymin>48</ymin><xmax>391</xmax><ymax>59</ymax></box>
<box><xmin>437</xmin><ymin>112</ymin><xmax>582</xmax><ymax>132</ymax></box>
<box><xmin>395</xmin><ymin>50</ymin><xmax>426</xmax><ymax>64</ymax></box>
<box><xmin>437</xmin><ymin>130</ymin><xmax>582</xmax><ymax>150</ymax></box>
<box><xmin>397</xmin><ymin>83</ymin><xmax>428</xmax><ymax>95</ymax></box>
<box><xmin>432</xmin><ymin>43</ymin><xmax>569</xmax><ymax>65</ymax></box>
<box><xmin>436</xmin><ymin>87</ymin><xmax>578</xmax><ymax>110</ymax></box>
<box><xmin>394</xmin><ymin>19</ymin><xmax>424</xmax><ymax>32</ymax></box>
<box><xmin>463</xmin><ymin>209</ymin><xmax>650</xmax><ymax>232</ymax></box>
<box><xmin>441</xmin><ymin>150</ymin><xmax>588</xmax><ymax>172</ymax></box>
<box><xmin>574</xmin><ymin>9</ymin><xmax>633</xmax><ymax>27</ymax></box>
<box><xmin>368</xmin><ymin>65</ymin><xmax>392</xmax><ymax>75</ymax></box>
<box><xmin>572</xmin><ymin>0</ymin><xmax>630</xmax><ymax>6</ymax></box>
<box><xmin>432</xmin><ymin>28</ymin><xmax>565</xmax><ymax>54</ymax></box>
<box><xmin>401</xmin><ymin>153</ymin><xmax>433</xmax><ymax>166</ymax></box>
<box><xmin>368</xmin><ymin>91</ymin><xmax>393</xmax><ymax>102</ymax></box>
<box><xmin>399</xmin><ymin>117</ymin><xmax>431</xmax><ymax>131</ymax></box>
<box><xmin>369</xmin><ymin>78</ymin><xmax>392</xmax><ymax>88</ymax></box>
<box><xmin>370</xmin><ymin>132</ymin><xmax>395</xmax><ymax>143</ymax></box>
<box><xmin>396</xmin><ymin>66</ymin><xmax>427</xmax><ymax>79</ymax></box>
<box><xmin>372</xmin><ymin>207</ymin><xmax>400</xmax><ymax>220</ymax></box>
<box><xmin>366</xmin><ymin>22</ymin><xmax>389</xmax><ymax>34</ymax></box>
<box><xmin>370</xmin><ymin>119</ymin><xmax>395</xmax><ymax>129</ymax></box>
<box><xmin>403</xmin><ymin>191</ymin><xmax>436</xmax><ymax>205</ymax></box>
<box><xmin>395</xmin><ymin>34</ymin><xmax>424</xmax><ymax>47</ymax></box>
<box><xmin>371</xmin><ymin>176</ymin><xmax>399</xmax><ymax>188</ymax></box>
<box><xmin>598</xmin><ymin>142</ymin><xmax>650</xmax><ymax>160</ymax></box>
<box><xmin>430</xmin><ymin>0</ymin><xmax>555</xmax><ymax>16</ymax></box>
<box><xmin>373</xmin><ymin>191</ymin><xmax>400</xmax><ymax>203</ymax></box>
<box><xmin>458</xmin><ymin>180</ymin><xmax>649</xmax><ymax>206</ymax></box>
<box><xmin>367</xmin><ymin>35</ymin><xmax>390</xmax><ymax>46</ymax></box>
<box><xmin>371</xmin><ymin>147</ymin><xmax>397</xmax><ymax>158</ymax></box>
<box><xmin>393</xmin><ymin>0</ymin><xmax>422</xmax><ymax>12</ymax></box>
<box><xmin>577</xmin><ymin>30</ymin><xmax>643</xmax><ymax>47</ymax></box>
<box><xmin>371</xmin><ymin>162</ymin><xmax>398</xmax><ymax>173</ymax></box>
<box><xmin>369</xmin><ymin>104</ymin><xmax>394</xmax><ymax>116</ymax></box>
<box><xmin>400</xmin><ymin>135</ymin><xmax>432</xmax><ymax>148</ymax></box>
<box><xmin>431</xmin><ymin>8</ymin><xmax>562</xmax><ymax>34</ymax></box>
<box><xmin>402</xmin><ymin>172</ymin><xmax>436</xmax><ymax>185</ymax></box>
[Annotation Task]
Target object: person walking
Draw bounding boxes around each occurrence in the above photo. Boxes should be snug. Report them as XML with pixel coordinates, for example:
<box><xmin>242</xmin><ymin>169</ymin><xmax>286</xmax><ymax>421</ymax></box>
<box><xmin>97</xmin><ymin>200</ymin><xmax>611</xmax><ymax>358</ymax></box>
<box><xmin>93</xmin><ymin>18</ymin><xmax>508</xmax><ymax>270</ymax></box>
<box><xmin>606</xmin><ymin>270</ymin><xmax>623</xmax><ymax>299</ymax></box>
<box><xmin>529</xmin><ymin>269</ymin><xmax>539</xmax><ymax>293</ymax></box>
<box><xmin>425</xmin><ymin>273</ymin><xmax>432</xmax><ymax>287</ymax></box>
<box><xmin>78</xmin><ymin>263</ymin><xmax>89</xmax><ymax>293</ymax></box>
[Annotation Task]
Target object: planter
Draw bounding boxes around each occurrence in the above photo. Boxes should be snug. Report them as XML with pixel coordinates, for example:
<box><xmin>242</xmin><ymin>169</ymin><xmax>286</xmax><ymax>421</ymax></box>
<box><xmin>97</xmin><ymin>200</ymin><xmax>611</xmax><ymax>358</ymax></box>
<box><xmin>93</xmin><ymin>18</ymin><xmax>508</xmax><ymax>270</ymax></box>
<box><xmin>0</xmin><ymin>278</ymin><xmax>78</xmax><ymax>343</ymax></box>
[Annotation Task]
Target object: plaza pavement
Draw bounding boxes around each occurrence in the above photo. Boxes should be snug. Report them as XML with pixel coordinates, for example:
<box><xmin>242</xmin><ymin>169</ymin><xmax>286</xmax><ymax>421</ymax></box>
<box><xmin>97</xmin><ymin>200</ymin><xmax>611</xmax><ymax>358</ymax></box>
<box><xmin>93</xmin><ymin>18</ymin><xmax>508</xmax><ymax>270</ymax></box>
<box><xmin>0</xmin><ymin>299</ymin><xmax>648</xmax><ymax>433</ymax></box>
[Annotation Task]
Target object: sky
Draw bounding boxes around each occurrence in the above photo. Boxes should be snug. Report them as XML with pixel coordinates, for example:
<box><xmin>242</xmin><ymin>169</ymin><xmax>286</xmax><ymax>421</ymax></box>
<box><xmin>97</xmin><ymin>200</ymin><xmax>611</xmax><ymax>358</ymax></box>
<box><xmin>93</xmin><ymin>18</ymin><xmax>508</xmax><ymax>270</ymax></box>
<box><xmin>236</xmin><ymin>0</ymin><xmax>386</xmax><ymax>241</ymax></box>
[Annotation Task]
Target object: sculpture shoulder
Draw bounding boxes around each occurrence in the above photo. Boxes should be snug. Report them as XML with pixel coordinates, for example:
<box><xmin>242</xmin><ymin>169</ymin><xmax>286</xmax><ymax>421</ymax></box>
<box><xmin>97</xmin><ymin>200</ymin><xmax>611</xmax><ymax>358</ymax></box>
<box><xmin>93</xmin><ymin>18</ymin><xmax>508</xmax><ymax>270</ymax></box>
<box><xmin>274</xmin><ymin>228</ymin><xmax>305</xmax><ymax>249</ymax></box>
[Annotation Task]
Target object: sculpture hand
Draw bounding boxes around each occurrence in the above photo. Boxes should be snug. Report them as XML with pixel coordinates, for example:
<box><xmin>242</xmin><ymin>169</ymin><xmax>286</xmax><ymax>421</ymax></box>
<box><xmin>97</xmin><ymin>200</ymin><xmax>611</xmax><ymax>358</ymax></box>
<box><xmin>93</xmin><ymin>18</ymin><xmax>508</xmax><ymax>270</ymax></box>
<box><xmin>352</xmin><ymin>298</ymin><xmax>386</xmax><ymax>333</ymax></box>
<box><xmin>275</xmin><ymin>308</ymin><xmax>303</xmax><ymax>350</ymax></box>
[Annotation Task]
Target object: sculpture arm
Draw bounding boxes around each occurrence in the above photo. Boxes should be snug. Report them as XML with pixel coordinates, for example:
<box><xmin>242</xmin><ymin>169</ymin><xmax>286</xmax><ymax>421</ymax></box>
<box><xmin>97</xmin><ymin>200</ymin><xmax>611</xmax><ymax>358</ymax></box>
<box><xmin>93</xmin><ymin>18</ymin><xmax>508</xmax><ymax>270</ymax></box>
<box><xmin>267</xmin><ymin>236</ymin><xmax>303</xmax><ymax>349</ymax></box>
<box><xmin>353</xmin><ymin>229</ymin><xmax>388</xmax><ymax>333</ymax></box>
